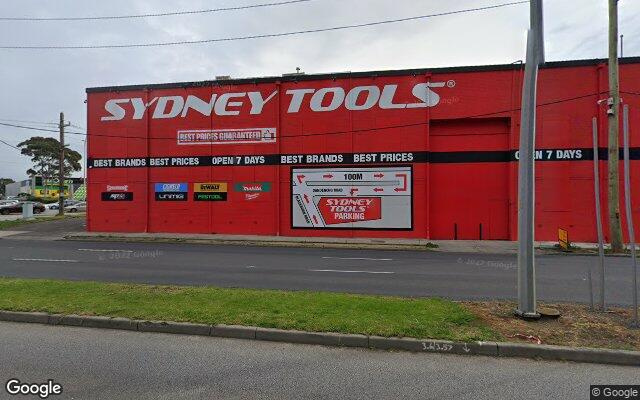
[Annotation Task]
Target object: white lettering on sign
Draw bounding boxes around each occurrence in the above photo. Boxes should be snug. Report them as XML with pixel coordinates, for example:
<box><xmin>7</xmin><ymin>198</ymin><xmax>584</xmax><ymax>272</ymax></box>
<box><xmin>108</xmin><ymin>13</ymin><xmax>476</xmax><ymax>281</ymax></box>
<box><xmin>514</xmin><ymin>149</ymin><xmax>584</xmax><ymax>160</ymax></box>
<box><xmin>345</xmin><ymin>86</ymin><xmax>380</xmax><ymax>111</ymax></box>
<box><xmin>177</xmin><ymin>128</ymin><xmax>276</xmax><ymax>146</ymax></box>
<box><xmin>100</xmin><ymin>83</ymin><xmax>449</xmax><ymax>121</ymax></box>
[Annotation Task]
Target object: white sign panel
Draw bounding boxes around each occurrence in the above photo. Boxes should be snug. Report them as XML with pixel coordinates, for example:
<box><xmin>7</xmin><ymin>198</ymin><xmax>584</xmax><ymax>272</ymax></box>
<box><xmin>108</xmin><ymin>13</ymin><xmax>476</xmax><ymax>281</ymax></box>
<box><xmin>291</xmin><ymin>166</ymin><xmax>412</xmax><ymax>229</ymax></box>
<box><xmin>177</xmin><ymin>128</ymin><xmax>276</xmax><ymax>145</ymax></box>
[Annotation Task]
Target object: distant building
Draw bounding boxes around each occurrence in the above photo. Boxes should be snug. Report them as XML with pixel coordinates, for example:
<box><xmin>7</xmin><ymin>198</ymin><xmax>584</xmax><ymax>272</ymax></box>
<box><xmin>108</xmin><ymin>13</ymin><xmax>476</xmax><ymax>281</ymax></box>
<box><xmin>4</xmin><ymin>176</ymin><xmax>84</xmax><ymax>199</ymax></box>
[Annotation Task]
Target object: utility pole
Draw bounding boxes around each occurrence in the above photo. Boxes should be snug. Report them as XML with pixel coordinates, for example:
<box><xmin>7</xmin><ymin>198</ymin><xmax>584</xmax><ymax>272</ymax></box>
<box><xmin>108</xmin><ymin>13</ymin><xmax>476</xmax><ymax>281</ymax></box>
<box><xmin>608</xmin><ymin>0</ymin><xmax>624</xmax><ymax>253</ymax></box>
<box><xmin>516</xmin><ymin>0</ymin><xmax>544</xmax><ymax>319</ymax></box>
<box><xmin>58</xmin><ymin>112</ymin><xmax>70</xmax><ymax>216</ymax></box>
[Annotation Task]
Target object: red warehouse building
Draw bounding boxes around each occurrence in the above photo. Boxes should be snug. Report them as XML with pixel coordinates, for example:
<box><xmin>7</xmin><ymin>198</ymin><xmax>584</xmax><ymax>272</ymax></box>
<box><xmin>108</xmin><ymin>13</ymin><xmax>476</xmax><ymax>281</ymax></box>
<box><xmin>86</xmin><ymin>57</ymin><xmax>640</xmax><ymax>242</ymax></box>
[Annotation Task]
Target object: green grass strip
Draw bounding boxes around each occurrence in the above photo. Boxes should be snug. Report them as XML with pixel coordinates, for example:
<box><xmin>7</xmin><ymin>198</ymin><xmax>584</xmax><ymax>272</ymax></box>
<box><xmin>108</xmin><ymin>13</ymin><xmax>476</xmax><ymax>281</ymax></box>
<box><xmin>0</xmin><ymin>214</ymin><xmax>83</xmax><ymax>230</ymax></box>
<box><xmin>0</xmin><ymin>278</ymin><xmax>498</xmax><ymax>341</ymax></box>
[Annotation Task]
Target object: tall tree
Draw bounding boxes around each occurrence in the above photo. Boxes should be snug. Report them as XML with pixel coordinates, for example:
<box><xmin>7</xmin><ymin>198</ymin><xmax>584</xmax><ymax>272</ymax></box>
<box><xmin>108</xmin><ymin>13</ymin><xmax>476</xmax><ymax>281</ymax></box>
<box><xmin>17</xmin><ymin>136</ymin><xmax>81</xmax><ymax>196</ymax></box>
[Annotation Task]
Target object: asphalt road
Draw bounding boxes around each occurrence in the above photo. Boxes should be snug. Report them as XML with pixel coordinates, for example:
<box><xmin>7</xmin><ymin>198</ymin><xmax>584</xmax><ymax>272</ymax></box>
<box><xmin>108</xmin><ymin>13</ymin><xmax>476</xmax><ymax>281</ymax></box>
<box><xmin>0</xmin><ymin>235</ymin><xmax>635</xmax><ymax>305</ymax></box>
<box><xmin>0</xmin><ymin>321</ymin><xmax>637</xmax><ymax>400</ymax></box>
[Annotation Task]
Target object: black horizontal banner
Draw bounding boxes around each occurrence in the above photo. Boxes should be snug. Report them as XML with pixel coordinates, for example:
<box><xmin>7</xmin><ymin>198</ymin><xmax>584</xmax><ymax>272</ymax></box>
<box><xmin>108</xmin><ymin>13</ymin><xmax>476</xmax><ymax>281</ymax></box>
<box><xmin>88</xmin><ymin>148</ymin><xmax>640</xmax><ymax>169</ymax></box>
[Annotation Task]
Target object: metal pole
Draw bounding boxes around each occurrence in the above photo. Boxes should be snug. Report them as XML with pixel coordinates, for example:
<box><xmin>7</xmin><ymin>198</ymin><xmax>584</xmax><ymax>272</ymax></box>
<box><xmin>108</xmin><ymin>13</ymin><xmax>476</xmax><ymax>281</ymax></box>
<box><xmin>593</xmin><ymin>118</ymin><xmax>605</xmax><ymax>311</ymax></box>
<box><xmin>516</xmin><ymin>29</ymin><xmax>540</xmax><ymax>319</ymax></box>
<box><xmin>58</xmin><ymin>112</ymin><xmax>65</xmax><ymax>216</ymax></box>
<box><xmin>607</xmin><ymin>0</ymin><xmax>624</xmax><ymax>252</ymax></box>
<box><xmin>531</xmin><ymin>0</ymin><xmax>545</xmax><ymax>64</ymax></box>
<box><xmin>622</xmin><ymin>105</ymin><xmax>638</xmax><ymax>326</ymax></box>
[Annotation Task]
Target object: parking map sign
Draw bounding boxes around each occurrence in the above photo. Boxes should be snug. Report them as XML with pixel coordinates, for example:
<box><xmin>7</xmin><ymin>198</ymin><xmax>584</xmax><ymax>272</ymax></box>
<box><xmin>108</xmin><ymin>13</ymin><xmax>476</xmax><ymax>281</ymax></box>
<box><xmin>291</xmin><ymin>166</ymin><xmax>412</xmax><ymax>229</ymax></box>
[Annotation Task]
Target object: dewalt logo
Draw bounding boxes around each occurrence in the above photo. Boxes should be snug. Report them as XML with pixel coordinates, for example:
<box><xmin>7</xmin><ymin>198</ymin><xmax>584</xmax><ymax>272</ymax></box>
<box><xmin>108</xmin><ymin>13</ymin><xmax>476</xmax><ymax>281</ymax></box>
<box><xmin>194</xmin><ymin>183</ymin><xmax>227</xmax><ymax>193</ymax></box>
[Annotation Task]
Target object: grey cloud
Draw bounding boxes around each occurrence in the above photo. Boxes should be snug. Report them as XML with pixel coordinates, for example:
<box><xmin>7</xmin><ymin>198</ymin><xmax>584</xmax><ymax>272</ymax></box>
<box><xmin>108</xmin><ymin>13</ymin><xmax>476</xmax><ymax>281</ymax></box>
<box><xmin>0</xmin><ymin>0</ymin><xmax>637</xmax><ymax>180</ymax></box>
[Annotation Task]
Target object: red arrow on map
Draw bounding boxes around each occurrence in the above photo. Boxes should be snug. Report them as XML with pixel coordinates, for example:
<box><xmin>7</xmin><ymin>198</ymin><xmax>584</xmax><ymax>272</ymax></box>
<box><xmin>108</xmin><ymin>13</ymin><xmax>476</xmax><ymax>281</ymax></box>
<box><xmin>350</xmin><ymin>188</ymin><xmax>359</xmax><ymax>196</ymax></box>
<box><xmin>297</xmin><ymin>175</ymin><xmax>305</xmax><ymax>184</ymax></box>
<box><xmin>312</xmin><ymin>215</ymin><xmax>319</xmax><ymax>224</ymax></box>
<box><xmin>303</xmin><ymin>194</ymin><xmax>310</xmax><ymax>203</ymax></box>
<box><xmin>374</xmin><ymin>173</ymin><xmax>384</xmax><ymax>178</ymax></box>
<box><xmin>323</xmin><ymin>174</ymin><xmax>333</xmax><ymax>179</ymax></box>
<box><xmin>373</xmin><ymin>188</ymin><xmax>384</xmax><ymax>192</ymax></box>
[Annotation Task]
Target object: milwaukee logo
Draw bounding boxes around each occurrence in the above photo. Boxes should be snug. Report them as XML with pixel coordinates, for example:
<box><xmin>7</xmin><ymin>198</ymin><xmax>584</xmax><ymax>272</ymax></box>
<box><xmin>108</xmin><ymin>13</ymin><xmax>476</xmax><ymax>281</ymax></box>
<box><xmin>100</xmin><ymin>83</ymin><xmax>448</xmax><ymax>121</ymax></box>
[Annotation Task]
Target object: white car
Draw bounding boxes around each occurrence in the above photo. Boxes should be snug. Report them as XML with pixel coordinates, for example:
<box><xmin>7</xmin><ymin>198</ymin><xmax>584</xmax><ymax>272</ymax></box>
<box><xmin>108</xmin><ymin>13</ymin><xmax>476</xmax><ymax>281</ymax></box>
<box><xmin>64</xmin><ymin>202</ymin><xmax>86</xmax><ymax>213</ymax></box>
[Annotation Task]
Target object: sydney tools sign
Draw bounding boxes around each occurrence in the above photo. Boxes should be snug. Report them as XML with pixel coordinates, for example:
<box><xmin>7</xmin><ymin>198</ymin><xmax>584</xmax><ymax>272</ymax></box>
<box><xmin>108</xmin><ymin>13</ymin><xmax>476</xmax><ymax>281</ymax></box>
<box><xmin>100</xmin><ymin>83</ymin><xmax>448</xmax><ymax>122</ymax></box>
<box><xmin>291</xmin><ymin>166</ymin><xmax>412</xmax><ymax>229</ymax></box>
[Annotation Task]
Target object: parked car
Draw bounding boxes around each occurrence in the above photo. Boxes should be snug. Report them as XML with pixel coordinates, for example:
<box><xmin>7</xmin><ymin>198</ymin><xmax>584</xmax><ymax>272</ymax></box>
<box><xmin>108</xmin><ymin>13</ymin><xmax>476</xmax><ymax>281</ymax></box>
<box><xmin>64</xmin><ymin>202</ymin><xmax>86</xmax><ymax>213</ymax></box>
<box><xmin>0</xmin><ymin>201</ymin><xmax>46</xmax><ymax>215</ymax></box>
<box><xmin>48</xmin><ymin>199</ymin><xmax>78</xmax><ymax>210</ymax></box>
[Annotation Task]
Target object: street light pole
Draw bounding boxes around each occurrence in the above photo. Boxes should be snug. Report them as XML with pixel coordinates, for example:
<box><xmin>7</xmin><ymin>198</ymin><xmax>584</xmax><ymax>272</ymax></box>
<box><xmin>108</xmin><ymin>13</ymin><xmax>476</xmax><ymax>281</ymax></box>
<box><xmin>58</xmin><ymin>112</ymin><xmax>65</xmax><ymax>216</ymax></box>
<box><xmin>516</xmin><ymin>0</ymin><xmax>544</xmax><ymax>319</ymax></box>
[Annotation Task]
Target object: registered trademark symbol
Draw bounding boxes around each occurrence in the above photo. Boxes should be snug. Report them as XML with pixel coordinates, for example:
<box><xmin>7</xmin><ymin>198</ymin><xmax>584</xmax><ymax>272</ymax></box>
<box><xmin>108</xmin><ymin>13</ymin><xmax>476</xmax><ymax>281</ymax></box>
<box><xmin>446</xmin><ymin>80</ymin><xmax>456</xmax><ymax>88</ymax></box>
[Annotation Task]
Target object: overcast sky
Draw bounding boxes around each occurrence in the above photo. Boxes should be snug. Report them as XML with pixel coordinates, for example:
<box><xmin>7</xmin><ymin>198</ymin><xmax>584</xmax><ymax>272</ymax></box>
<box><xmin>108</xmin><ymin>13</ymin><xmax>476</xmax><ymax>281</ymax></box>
<box><xmin>0</xmin><ymin>0</ymin><xmax>638</xmax><ymax>181</ymax></box>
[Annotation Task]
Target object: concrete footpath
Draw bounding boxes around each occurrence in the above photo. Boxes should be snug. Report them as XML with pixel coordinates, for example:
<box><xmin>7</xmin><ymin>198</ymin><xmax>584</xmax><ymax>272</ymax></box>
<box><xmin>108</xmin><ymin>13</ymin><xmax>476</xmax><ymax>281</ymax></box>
<box><xmin>2</xmin><ymin>321</ymin><xmax>635</xmax><ymax>400</ymax></box>
<box><xmin>1</xmin><ymin>310</ymin><xmax>638</xmax><ymax>367</ymax></box>
<box><xmin>64</xmin><ymin>231</ymin><xmax>620</xmax><ymax>255</ymax></box>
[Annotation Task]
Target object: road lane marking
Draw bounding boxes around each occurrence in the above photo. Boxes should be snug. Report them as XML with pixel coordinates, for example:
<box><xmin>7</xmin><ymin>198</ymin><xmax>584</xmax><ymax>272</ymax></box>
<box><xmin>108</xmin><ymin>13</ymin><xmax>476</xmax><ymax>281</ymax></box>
<box><xmin>246</xmin><ymin>266</ymin><xmax>257</xmax><ymax>268</ymax></box>
<box><xmin>78</xmin><ymin>249</ymin><xmax>134</xmax><ymax>252</ymax></box>
<box><xmin>321</xmin><ymin>257</ymin><xmax>393</xmax><ymax>261</ymax></box>
<box><xmin>310</xmin><ymin>269</ymin><xmax>394</xmax><ymax>274</ymax></box>
<box><xmin>12</xmin><ymin>258</ymin><xmax>79</xmax><ymax>263</ymax></box>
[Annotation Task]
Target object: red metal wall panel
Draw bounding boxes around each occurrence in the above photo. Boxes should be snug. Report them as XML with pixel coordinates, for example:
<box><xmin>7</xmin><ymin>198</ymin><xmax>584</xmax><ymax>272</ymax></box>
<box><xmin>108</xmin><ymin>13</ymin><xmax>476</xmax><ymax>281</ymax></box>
<box><xmin>86</xmin><ymin>60</ymin><xmax>640</xmax><ymax>242</ymax></box>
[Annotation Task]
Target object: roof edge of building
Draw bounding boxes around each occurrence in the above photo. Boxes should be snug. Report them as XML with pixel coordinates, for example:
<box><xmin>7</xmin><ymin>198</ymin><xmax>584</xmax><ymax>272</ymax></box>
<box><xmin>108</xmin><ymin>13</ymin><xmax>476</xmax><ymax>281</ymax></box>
<box><xmin>86</xmin><ymin>56</ymin><xmax>640</xmax><ymax>94</ymax></box>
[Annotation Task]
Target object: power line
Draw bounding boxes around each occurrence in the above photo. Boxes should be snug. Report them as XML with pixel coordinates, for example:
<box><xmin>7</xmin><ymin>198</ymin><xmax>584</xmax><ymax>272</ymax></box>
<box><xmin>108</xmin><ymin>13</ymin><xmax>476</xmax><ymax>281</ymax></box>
<box><xmin>0</xmin><ymin>1</ymin><xmax>529</xmax><ymax>50</ymax></box>
<box><xmin>0</xmin><ymin>122</ymin><xmax>62</xmax><ymax>133</ymax></box>
<box><xmin>0</xmin><ymin>118</ymin><xmax>58</xmax><ymax>126</ymax></box>
<box><xmin>0</xmin><ymin>0</ymin><xmax>313</xmax><ymax>21</ymax></box>
<box><xmin>0</xmin><ymin>91</ymin><xmax>603</xmax><ymax>142</ymax></box>
<box><xmin>0</xmin><ymin>139</ymin><xmax>20</xmax><ymax>150</ymax></box>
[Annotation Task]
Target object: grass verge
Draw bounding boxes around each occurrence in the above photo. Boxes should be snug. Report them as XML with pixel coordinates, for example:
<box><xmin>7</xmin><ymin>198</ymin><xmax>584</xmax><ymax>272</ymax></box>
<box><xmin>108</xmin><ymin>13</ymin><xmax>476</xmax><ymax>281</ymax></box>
<box><xmin>0</xmin><ymin>278</ymin><xmax>496</xmax><ymax>342</ymax></box>
<box><xmin>0</xmin><ymin>214</ymin><xmax>84</xmax><ymax>230</ymax></box>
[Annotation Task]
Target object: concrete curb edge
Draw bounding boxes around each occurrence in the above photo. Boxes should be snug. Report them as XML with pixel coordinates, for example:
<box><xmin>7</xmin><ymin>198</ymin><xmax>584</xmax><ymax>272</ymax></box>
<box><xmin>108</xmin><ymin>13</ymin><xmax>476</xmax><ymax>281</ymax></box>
<box><xmin>0</xmin><ymin>310</ymin><xmax>637</xmax><ymax>366</ymax></box>
<box><xmin>62</xmin><ymin>235</ymin><xmax>435</xmax><ymax>252</ymax></box>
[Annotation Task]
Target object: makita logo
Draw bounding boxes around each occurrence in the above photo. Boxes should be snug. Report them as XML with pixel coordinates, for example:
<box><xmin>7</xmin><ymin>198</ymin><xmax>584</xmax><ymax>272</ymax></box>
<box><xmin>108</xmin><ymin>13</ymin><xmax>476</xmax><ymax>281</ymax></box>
<box><xmin>101</xmin><ymin>83</ymin><xmax>448</xmax><ymax>121</ymax></box>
